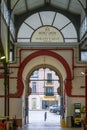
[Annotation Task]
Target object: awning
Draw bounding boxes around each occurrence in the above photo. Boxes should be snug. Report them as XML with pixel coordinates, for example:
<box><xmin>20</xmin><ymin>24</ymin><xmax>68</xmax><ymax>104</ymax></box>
<box><xmin>42</xmin><ymin>96</ymin><xmax>57</xmax><ymax>101</ymax></box>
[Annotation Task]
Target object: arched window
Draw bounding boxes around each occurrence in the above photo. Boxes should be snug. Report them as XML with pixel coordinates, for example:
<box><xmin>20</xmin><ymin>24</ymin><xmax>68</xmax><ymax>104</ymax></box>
<box><xmin>17</xmin><ymin>11</ymin><xmax>77</xmax><ymax>43</ymax></box>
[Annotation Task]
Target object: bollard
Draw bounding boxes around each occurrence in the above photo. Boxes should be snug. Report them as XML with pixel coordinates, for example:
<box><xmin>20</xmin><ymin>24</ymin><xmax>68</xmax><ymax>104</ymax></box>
<box><xmin>61</xmin><ymin>118</ymin><xmax>66</xmax><ymax>128</ymax></box>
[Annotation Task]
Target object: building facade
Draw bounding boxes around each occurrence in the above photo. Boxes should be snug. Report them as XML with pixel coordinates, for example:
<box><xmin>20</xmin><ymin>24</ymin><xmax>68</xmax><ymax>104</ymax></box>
<box><xmin>29</xmin><ymin>68</ymin><xmax>60</xmax><ymax>110</ymax></box>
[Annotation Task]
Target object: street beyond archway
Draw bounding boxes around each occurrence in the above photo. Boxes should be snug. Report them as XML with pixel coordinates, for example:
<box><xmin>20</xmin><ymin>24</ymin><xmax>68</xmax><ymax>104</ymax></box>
<box><xmin>29</xmin><ymin>110</ymin><xmax>61</xmax><ymax>125</ymax></box>
<box><xmin>22</xmin><ymin>110</ymin><xmax>82</xmax><ymax>130</ymax></box>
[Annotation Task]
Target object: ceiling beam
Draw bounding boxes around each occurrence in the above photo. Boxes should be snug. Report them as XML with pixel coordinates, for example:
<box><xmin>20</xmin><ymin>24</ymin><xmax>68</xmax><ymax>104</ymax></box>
<box><xmin>44</xmin><ymin>0</ymin><xmax>51</xmax><ymax>5</ymax></box>
<box><xmin>11</xmin><ymin>0</ymin><xmax>20</xmax><ymax>13</ymax></box>
<box><xmin>67</xmin><ymin>0</ymin><xmax>72</xmax><ymax>11</ymax></box>
<box><xmin>78</xmin><ymin>0</ymin><xmax>86</xmax><ymax>15</ymax></box>
<box><xmin>25</xmin><ymin>0</ymin><xmax>28</xmax><ymax>11</ymax></box>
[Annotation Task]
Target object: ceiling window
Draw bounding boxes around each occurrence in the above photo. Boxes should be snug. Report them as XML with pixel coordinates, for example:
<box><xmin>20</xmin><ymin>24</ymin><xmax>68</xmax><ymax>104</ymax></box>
<box><xmin>1</xmin><ymin>1</ymin><xmax>15</xmax><ymax>39</ymax></box>
<box><xmin>80</xmin><ymin>17</ymin><xmax>87</xmax><ymax>39</ymax></box>
<box><xmin>80</xmin><ymin>51</ymin><xmax>87</xmax><ymax>61</ymax></box>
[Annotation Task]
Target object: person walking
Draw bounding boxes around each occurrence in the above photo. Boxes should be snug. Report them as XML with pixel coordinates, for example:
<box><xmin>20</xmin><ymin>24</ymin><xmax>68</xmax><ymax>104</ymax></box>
<box><xmin>44</xmin><ymin>111</ymin><xmax>47</xmax><ymax>121</ymax></box>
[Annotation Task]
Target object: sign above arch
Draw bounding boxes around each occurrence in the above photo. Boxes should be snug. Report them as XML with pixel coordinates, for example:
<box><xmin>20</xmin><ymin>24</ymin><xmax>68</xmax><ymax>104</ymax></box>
<box><xmin>31</xmin><ymin>26</ymin><xmax>64</xmax><ymax>42</ymax></box>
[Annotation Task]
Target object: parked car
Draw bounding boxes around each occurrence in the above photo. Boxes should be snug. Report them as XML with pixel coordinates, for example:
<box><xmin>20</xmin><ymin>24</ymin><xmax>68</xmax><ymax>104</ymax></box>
<box><xmin>52</xmin><ymin>106</ymin><xmax>61</xmax><ymax>115</ymax></box>
<box><xmin>49</xmin><ymin>105</ymin><xmax>58</xmax><ymax>112</ymax></box>
<box><xmin>49</xmin><ymin>105</ymin><xmax>61</xmax><ymax>114</ymax></box>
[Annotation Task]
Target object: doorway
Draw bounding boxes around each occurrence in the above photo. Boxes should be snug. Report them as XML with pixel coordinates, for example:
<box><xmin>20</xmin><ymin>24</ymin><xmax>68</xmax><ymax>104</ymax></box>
<box><xmin>27</xmin><ymin>68</ymin><xmax>61</xmax><ymax>126</ymax></box>
<box><xmin>20</xmin><ymin>50</ymin><xmax>72</xmax><ymax>126</ymax></box>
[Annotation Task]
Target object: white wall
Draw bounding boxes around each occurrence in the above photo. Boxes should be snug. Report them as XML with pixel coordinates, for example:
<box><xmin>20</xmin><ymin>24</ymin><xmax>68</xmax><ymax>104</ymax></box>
<box><xmin>9</xmin><ymin>98</ymin><xmax>22</xmax><ymax>119</ymax></box>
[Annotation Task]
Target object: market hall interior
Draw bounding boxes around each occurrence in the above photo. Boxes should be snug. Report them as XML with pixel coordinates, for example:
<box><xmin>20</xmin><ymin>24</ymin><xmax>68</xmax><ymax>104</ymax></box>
<box><xmin>0</xmin><ymin>0</ymin><xmax>87</xmax><ymax>129</ymax></box>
